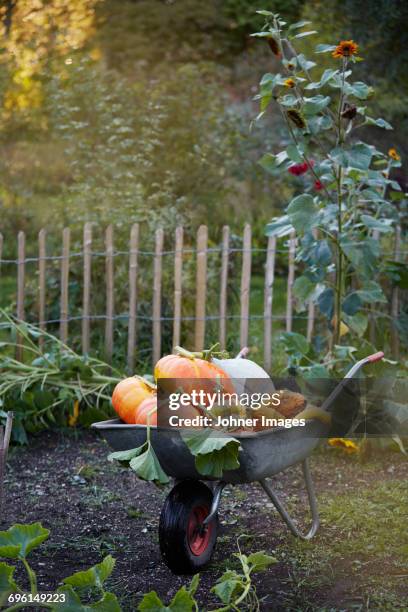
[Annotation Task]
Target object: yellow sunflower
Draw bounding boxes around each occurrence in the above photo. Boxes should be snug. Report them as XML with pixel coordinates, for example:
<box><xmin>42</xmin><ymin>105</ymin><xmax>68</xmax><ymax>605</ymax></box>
<box><xmin>284</xmin><ymin>78</ymin><xmax>296</xmax><ymax>88</ymax></box>
<box><xmin>328</xmin><ymin>438</ymin><xmax>360</xmax><ymax>453</ymax></box>
<box><xmin>388</xmin><ymin>147</ymin><xmax>401</xmax><ymax>161</ymax></box>
<box><xmin>332</xmin><ymin>40</ymin><xmax>359</xmax><ymax>59</ymax></box>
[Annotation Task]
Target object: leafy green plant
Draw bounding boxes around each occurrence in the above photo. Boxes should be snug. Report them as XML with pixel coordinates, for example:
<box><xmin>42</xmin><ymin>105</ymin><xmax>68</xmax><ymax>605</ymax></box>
<box><xmin>138</xmin><ymin>538</ymin><xmax>276</xmax><ymax>611</ymax></box>
<box><xmin>0</xmin><ymin>523</ymin><xmax>120</xmax><ymax>611</ymax></box>
<box><xmin>254</xmin><ymin>12</ymin><xmax>405</xmax><ymax>353</ymax></box>
<box><xmin>0</xmin><ymin>312</ymin><xmax>122</xmax><ymax>442</ymax></box>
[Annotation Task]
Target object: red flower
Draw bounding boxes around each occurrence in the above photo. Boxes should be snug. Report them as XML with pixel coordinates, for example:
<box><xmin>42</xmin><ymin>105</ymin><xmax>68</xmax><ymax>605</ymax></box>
<box><xmin>314</xmin><ymin>180</ymin><xmax>323</xmax><ymax>190</ymax></box>
<box><xmin>288</xmin><ymin>160</ymin><xmax>315</xmax><ymax>176</ymax></box>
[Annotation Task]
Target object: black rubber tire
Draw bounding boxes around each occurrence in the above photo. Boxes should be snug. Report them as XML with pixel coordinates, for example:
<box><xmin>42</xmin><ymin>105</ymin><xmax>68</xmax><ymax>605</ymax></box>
<box><xmin>159</xmin><ymin>480</ymin><xmax>218</xmax><ymax>575</ymax></box>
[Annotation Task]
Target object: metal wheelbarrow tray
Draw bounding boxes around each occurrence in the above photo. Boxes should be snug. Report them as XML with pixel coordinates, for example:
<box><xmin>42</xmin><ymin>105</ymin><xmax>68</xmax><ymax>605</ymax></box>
<box><xmin>92</xmin><ymin>351</ymin><xmax>384</xmax><ymax>575</ymax></box>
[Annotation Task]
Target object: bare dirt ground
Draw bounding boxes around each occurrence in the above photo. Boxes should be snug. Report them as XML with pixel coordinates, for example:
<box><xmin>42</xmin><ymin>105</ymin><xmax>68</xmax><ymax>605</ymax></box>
<box><xmin>3</xmin><ymin>430</ymin><xmax>408</xmax><ymax>611</ymax></box>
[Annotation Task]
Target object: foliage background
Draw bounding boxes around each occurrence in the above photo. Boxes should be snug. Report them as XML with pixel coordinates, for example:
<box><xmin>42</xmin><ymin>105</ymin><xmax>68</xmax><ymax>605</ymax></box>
<box><xmin>0</xmin><ymin>0</ymin><xmax>406</xmax><ymax>368</ymax></box>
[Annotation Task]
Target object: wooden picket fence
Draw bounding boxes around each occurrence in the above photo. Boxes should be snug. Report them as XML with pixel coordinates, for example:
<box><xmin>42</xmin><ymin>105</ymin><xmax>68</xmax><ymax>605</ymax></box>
<box><xmin>0</xmin><ymin>223</ymin><xmax>404</xmax><ymax>371</ymax></box>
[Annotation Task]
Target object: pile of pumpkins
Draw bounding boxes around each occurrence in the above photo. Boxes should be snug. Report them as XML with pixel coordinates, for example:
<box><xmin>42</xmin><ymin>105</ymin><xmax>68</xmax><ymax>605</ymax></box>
<box><xmin>111</xmin><ymin>345</ymin><xmax>307</xmax><ymax>429</ymax></box>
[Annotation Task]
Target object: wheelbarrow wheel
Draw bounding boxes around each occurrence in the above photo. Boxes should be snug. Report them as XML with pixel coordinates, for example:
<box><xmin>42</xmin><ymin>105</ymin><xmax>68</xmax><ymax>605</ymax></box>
<box><xmin>159</xmin><ymin>480</ymin><xmax>218</xmax><ymax>575</ymax></box>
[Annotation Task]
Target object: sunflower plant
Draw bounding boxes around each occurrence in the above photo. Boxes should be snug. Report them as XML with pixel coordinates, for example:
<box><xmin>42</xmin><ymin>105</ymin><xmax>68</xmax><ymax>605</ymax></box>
<box><xmin>253</xmin><ymin>12</ymin><xmax>403</xmax><ymax>359</ymax></box>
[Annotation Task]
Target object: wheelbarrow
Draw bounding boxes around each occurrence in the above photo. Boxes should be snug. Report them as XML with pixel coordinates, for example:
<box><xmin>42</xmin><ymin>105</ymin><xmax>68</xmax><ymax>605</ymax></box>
<box><xmin>92</xmin><ymin>351</ymin><xmax>384</xmax><ymax>574</ymax></box>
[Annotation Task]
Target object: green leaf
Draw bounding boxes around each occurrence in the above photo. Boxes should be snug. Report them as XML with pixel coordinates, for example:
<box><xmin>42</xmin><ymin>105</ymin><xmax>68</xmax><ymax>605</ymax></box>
<box><xmin>288</xmin><ymin>20</ymin><xmax>312</xmax><ymax>31</ymax></box>
<box><xmin>137</xmin><ymin>585</ymin><xmax>197</xmax><ymax>611</ymax></box>
<box><xmin>318</xmin><ymin>288</ymin><xmax>334</xmax><ymax>318</ymax></box>
<box><xmin>352</xmin><ymin>281</ymin><xmax>387</xmax><ymax>304</ymax></box>
<box><xmin>0</xmin><ymin>563</ymin><xmax>19</xmax><ymax>606</ymax></box>
<box><xmin>297</xmin><ymin>53</ymin><xmax>316</xmax><ymax>71</ymax></box>
<box><xmin>315</xmin><ymin>44</ymin><xmax>336</xmax><ymax>53</ymax></box>
<box><xmin>64</xmin><ymin>556</ymin><xmax>115</xmax><ymax>590</ymax></box>
<box><xmin>265</xmin><ymin>215</ymin><xmax>294</xmax><ymax>238</ymax></box>
<box><xmin>287</xmin><ymin>194</ymin><xmax>319</xmax><ymax>232</ymax></box>
<box><xmin>286</xmin><ymin>144</ymin><xmax>303</xmax><ymax>163</ymax></box>
<box><xmin>360</xmin><ymin>215</ymin><xmax>393</xmax><ymax>233</ymax></box>
<box><xmin>280</xmin><ymin>332</ymin><xmax>310</xmax><ymax>357</ymax></box>
<box><xmin>331</xmin><ymin>143</ymin><xmax>373</xmax><ymax>170</ymax></box>
<box><xmin>293</xmin><ymin>30</ymin><xmax>317</xmax><ymax>39</ymax></box>
<box><xmin>169</xmin><ymin>586</ymin><xmax>197</xmax><ymax>611</ymax></box>
<box><xmin>305</xmin><ymin>69</ymin><xmax>338</xmax><ymax>89</ymax></box>
<box><xmin>293</xmin><ymin>276</ymin><xmax>315</xmax><ymax>302</ymax></box>
<box><xmin>343</xmin><ymin>313</ymin><xmax>368</xmax><ymax>337</ymax></box>
<box><xmin>258</xmin><ymin>153</ymin><xmax>278</xmax><ymax>175</ymax></box>
<box><xmin>365</xmin><ymin>117</ymin><xmax>393</xmax><ymax>130</ymax></box>
<box><xmin>212</xmin><ymin>575</ymin><xmax>241</xmax><ymax>604</ymax></box>
<box><xmin>138</xmin><ymin>591</ymin><xmax>166</xmax><ymax>611</ymax></box>
<box><xmin>247</xmin><ymin>551</ymin><xmax>277</xmax><ymax>572</ymax></box>
<box><xmin>342</xmin><ymin>293</ymin><xmax>362</xmax><ymax>316</ymax></box>
<box><xmin>108</xmin><ymin>445</ymin><xmax>145</xmax><ymax>464</ymax></box>
<box><xmin>184</xmin><ymin>431</ymin><xmax>241</xmax><ymax>478</ymax></box>
<box><xmin>0</xmin><ymin>523</ymin><xmax>49</xmax><ymax>559</ymax></box>
<box><xmin>345</xmin><ymin>81</ymin><xmax>372</xmax><ymax>100</ymax></box>
<box><xmin>303</xmin><ymin>95</ymin><xmax>331</xmax><ymax>116</ymax></box>
<box><xmin>130</xmin><ymin>444</ymin><xmax>170</xmax><ymax>484</ymax></box>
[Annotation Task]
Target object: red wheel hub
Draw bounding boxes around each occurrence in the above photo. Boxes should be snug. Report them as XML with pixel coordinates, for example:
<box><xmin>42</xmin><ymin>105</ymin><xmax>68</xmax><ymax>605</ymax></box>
<box><xmin>187</xmin><ymin>505</ymin><xmax>212</xmax><ymax>556</ymax></box>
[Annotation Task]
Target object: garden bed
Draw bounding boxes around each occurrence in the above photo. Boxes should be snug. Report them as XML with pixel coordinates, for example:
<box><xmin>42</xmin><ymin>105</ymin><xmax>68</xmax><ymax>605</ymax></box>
<box><xmin>3</xmin><ymin>430</ymin><xmax>407</xmax><ymax>610</ymax></box>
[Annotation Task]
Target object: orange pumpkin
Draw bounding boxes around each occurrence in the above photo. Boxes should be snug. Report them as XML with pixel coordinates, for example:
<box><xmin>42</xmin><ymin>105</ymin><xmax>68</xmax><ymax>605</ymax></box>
<box><xmin>112</xmin><ymin>377</ymin><xmax>155</xmax><ymax>424</ymax></box>
<box><xmin>154</xmin><ymin>349</ymin><xmax>235</xmax><ymax>401</ymax></box>
<box><xmin>135</xmin><ymin>396</ymin><xmax>158</xmax><ymax>426</ymax></box>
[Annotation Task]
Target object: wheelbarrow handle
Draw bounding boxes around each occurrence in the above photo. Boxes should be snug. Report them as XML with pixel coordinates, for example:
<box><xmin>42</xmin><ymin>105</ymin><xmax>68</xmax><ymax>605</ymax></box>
<box><xmin>320</xmin><ymin>351</ymin><xmax>385</xmax><ymax>412</ymax></box>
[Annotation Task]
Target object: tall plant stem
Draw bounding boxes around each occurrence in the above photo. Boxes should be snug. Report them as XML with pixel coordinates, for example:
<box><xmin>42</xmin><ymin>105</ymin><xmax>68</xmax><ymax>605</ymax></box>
<box><xmin>333</xmin><ymin>58</ymin><xmax>347</xmax><ymax>347</ymax></box>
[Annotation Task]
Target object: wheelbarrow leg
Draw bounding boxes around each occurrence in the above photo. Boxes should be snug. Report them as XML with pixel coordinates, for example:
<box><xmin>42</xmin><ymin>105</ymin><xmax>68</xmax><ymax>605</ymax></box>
<box><xmin>203</xmin><ymin>481</ymin><xmax>226</xmax><ymax>526</ymax></box>
<box><xmin>259</xmin><ymin>458</ymin><xmax>319</xmax><ymax>540</ymax></box>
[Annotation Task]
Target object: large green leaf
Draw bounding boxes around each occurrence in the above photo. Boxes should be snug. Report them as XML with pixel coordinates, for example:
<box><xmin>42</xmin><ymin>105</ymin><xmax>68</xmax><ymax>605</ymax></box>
<box><xmin>108</xmin><ymin>446</ymin><xmax>145</xmax><ymax>464</ymax></box>
<box><xmin>305</xmin><ymin>68</ymin><xmax>338</xmax><ymax>90</ymax></box>
<box><xmin>0</xmin><ymin>523</ymin><xmax>49</xmax><ymax>559</ymax></box>
<box><xmin>63</xmin><ymin>555</ymin><xmax>115</xmax><ymax>590</ymax></box>
<box><xmin>138</xmin><ymin>585</ymin><xmax>197</xmax><ymax>611</ymax></box>
<box><xmin>293</xmin><ymin>276</ymin><xmax>315</xmax><ymax>303</ymax></box>
<box><xmin>331</xmin><ymin>143</ymin><xmax>373</xmax><ymax>170</ymax></box>
<box><xmin>247</xmin><ymin>551</ymin><xmax>277</xmax><ymax>572</ymax></box>
<box><xmin>287</xmin><ymin>194</ymin><xmax>319</xmax><ymax>231</ymax></box>
<box><xmin>365</xmin><ymin>116</ymin><xmax>393</xmax><ymax>130</ymax></box>
<box><xmin>212</xmin><ymin>571</ymin><xmax>241</xmax><ymax>605</ymax></box>
<box><xmin>280</xmin><ymin>332</ymin><xmax>310</xmax><ymax>357</ymax></box>
<box><xmin>360</xmin><ymin>215</ymin><xmax>393</xmax><ymax>233</ymax></box>
<box><xmin>344</xmin><ymin>81</ymin><xmax>372</xmax><ymax>100</ymax></box>
<box><xmin>265</xmin><ymin>215</ymin><xmax>294</xmax><ymax>238</ymax></box>
<box><xmin>343</xmin><ymin>313</ymin><xmax>368</xmax><ymax>337</ymax></box>
<box><xmin>183</xmin><ymin>431</ymin><xmax>241</xmax><ymax>479</ymax></box>
<box><xmin>353</xmin><ymin>281</ymin><xmax>387</xmax><ymax>304</ymax></box>
<box><xmin>0</xmin><ymin>563</ymin><xmax>19</xmax><ymax>606</ymax></box>
<box><xmin>302</xmin><ymin>95</ymin><xmax>331</xmax><ymax>116</ymax></box>
<box><xmin>129</xmin><ymin>444</ymin><xmax>169</xmax><ymax>484</ymax></box>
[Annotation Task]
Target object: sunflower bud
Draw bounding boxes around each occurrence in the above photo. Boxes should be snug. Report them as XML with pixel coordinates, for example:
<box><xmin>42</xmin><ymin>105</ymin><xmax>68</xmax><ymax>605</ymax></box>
<box><xmin>341</xmin><ymin>103</ymin><xmax>357</xmax><ymax>120</ymax></box>
<box><xmin>287</xmin><ymin>108</ymin><xmax>306</xmax><ymax>129</ymax></box>
<box><xmin>266</xmin><ymin>35</ymin><xmax>281</xmax><ymax>57</ymax></box>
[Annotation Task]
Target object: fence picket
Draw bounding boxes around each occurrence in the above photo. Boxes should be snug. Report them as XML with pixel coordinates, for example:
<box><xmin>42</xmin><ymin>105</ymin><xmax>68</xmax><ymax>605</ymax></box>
<box><xmin>263</xmin><ymin>235</ymin><xmax>276</xmax><ymax>372</ymax></box>
<box><xmin>60</xmin><ymin>228</ymin><xmax>70</xmax><ymax>344</ymax></box>
<box><xmin>82</xmin><ymin>223</ymin><xmax>92</xmax><ymax>354</ymax></box>
<box><xmin>240</xmin><ymin>224</ymin><xmax>252</xmax><ymax>349</ymax></box>
<box><xmin>105</xmin><ymin>225</ymin><xmax>114</xmax><ymax>365</ymax></box>
<box><xmin>195</xmin><ymin>225</ymin><xmax>208</xmax><ymax>351</ymax></box>
<box><xmin>16</xmin><ymin>231</ymin><xmax>25</xmax><ymax>360</ymax></box>
<box><xmin>152</xmin><ymin>228</ymin><xmax>164</xmax><ymax>364</ymax></box>
<box><xmin>286</xmin><ymin>231</ymin><xmax>296</xmax><ymax>333</ymax></box>
<box><xmin>219</xmin><ymin>225</ymin><xmax>230</xmax><ymax>351</ymax></box>
<box><xmin>127</xmin><ymin>224</ymin><xmax>139</xmax><ymax>372</ymax></box>
<box><xmin>38</xmin><ymin>230</ymin><xmax>46</xmax><ymax>346</ymax></box>
<box><xmin>173</xmin><ymin>226</ymin><xmax>183</xmax><ymax>349</ymax></box>
<box><xmin>391</xmin><ymin>226</ymin><xmax>401</xmax><ymax>358</ymax></box>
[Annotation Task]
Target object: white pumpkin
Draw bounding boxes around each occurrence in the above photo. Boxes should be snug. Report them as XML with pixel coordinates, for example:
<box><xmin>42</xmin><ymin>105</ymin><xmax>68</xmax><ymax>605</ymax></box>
<box><xmin>213</xmin><ymin>356</ymin><xmax>275</xmax><ymax>395</ymax></box>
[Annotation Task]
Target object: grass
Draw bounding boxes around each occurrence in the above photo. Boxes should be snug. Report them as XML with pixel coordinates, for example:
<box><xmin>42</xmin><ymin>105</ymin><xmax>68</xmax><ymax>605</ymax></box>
<box><xmin>275</xmin><ymin>478</ymin><xmax>408</xmax><ymax>609</ymax></box>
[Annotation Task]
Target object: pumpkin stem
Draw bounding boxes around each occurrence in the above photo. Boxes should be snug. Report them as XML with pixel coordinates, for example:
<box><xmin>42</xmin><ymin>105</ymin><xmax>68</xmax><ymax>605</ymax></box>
<box><xmin>174</xmin><ymin>344</ymin><xmax>230</xmax><ymax>361</ymax></box>
<box><xmin>174</xmin><ymin>346</ymin><xmax>196</xmax><ymax>360</ymax></box>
